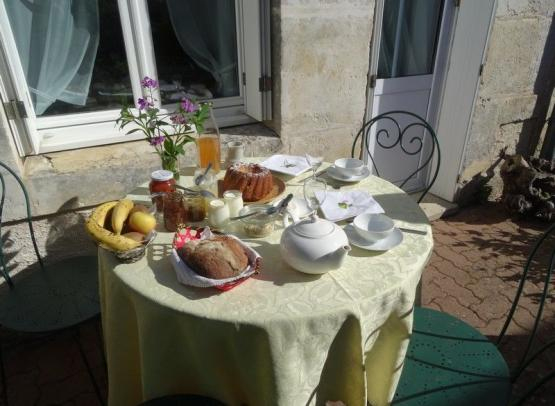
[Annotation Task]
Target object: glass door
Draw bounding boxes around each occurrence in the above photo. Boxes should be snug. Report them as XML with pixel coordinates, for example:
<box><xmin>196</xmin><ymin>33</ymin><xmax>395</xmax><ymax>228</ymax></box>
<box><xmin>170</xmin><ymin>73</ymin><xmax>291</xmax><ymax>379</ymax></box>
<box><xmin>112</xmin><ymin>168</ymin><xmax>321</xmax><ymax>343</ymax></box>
<box><xmin>368</xmin><ymin>0</ymin><xmax>446</xmax><ymax>191</ymax></box>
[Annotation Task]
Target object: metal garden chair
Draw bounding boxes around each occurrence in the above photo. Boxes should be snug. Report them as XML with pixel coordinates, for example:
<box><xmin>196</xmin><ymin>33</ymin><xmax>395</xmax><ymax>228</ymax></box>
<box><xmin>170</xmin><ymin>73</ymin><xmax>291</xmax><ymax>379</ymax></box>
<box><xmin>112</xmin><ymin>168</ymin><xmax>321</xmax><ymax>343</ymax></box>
<box><xmin>392</xmin><ymin>222</ymin><xmax>555</xmax><ymax>405</ymax></box>
<box><xmin>351</xmin><ymin>110</ymin><xmax>440</xmax><ymax>203</ymax></box>
<box><xmin>0</xmin><ymin>161</ymin><xmax>103</xmax><ymax>404</ymax></box>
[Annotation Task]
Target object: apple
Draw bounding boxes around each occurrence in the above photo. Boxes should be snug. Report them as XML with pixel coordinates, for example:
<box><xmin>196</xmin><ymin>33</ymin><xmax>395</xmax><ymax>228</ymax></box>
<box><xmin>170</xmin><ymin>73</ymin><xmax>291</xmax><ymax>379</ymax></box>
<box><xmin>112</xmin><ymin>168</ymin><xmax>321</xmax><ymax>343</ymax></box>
<box><xmin>128</xmin><ymin>211</ymin><xmax>156</xmax><ymax>234</ymax></box>
<box><xmin>130</xmin><ymin>204</ymin><xmax>150</xmax><ymax>215</ymax></box>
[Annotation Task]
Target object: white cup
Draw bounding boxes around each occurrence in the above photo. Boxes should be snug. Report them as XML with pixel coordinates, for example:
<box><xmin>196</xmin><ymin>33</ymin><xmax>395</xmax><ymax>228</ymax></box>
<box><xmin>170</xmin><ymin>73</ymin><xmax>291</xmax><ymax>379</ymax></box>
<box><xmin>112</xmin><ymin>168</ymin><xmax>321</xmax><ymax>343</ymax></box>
<box><xmin>353</xmin><ymin>213</ymin><xmax>394</xmax><ymax>242</ymax></box>
<box><xmin>225</xmin><ymin>141</ymin><xmax>245</xmax><ymax>167</ymax></box>
<box><xmin>334</xmin><ymin>158</ymin><xmax>365</xmax><ymax>177</ymax></box>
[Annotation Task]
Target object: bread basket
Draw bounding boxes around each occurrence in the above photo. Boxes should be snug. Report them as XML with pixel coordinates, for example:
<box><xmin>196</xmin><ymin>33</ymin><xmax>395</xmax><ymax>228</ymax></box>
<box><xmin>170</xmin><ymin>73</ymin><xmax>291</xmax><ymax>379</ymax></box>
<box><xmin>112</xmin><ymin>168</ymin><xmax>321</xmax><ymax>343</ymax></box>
<box><xmin>171</xmin><ymin>226</ymin><xmax>261</xmax><ymax>291</ymax></box>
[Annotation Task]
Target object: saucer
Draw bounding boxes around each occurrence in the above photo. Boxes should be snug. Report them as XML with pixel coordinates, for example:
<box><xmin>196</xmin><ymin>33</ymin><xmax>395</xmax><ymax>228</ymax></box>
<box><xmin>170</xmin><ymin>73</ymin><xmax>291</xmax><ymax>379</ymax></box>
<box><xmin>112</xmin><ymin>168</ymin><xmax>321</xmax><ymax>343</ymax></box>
<box><xmin>344</xmin><ymin>224</ymin><xmax>403</xmax><ymax>251</ymax></box>
<box><xmin>326</xmin><ymin>166</ymin><xmax>371</xmax><ymax>183</ymax></box>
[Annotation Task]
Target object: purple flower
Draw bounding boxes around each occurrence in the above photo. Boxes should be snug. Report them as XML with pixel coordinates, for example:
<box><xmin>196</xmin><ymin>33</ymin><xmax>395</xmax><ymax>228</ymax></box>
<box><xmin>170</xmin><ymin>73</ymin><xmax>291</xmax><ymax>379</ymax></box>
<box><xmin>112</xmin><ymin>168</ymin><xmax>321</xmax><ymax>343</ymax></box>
<box><xmin>181</xmin><ymin>98</ymin><xmax>198</xmax><ymax>113</ymax></box>
<box><xmin>137</xmin><ymin>97</ymin><xmax>153</xmax><ymax>110</ymax></box>
<box><xmin>170</xmin><ymin>114</ymin><xmax>187</xmax><ymax>124</ymax></box>
<box><xmin>141</xmin><ymin>76</ymin><xmax>158</xmax><ymax>89</ymax></box>
<box><xmin>149</xmin><ymin>135</ymin><xmax>165</xmax><ymax>146</ymax></box>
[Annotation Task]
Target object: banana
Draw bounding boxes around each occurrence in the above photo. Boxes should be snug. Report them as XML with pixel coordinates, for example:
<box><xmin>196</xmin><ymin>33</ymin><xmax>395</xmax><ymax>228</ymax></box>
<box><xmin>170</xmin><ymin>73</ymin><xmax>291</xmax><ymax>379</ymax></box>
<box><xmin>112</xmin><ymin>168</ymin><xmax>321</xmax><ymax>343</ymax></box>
<box><xmin>92</xmin><ymin>201</ymin><xmax>118</xmax><ymax>227</ymax></box>
<box><xmin>111</xmin><ymin>199</ymin><xmax>134</xmax><ymax>235</ymax></box>
<box><xmin>86</xmin><ymin>201</ymin><xmax>142</xmax><ymax>251</ymax></box>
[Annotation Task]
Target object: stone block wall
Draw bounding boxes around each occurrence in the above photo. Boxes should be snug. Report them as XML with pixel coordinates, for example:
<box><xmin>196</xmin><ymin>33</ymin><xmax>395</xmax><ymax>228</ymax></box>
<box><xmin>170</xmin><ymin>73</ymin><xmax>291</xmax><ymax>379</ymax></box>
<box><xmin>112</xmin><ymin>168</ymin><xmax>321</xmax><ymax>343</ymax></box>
<box><xmin>273</xmin><ymin>0</ymin><xmax>374</xmax><ymax>161</ymax></box>
<box><xmin>460</xmin><ymin>0</ymin><xmax>555</xmax><ymax>199</ymax></box>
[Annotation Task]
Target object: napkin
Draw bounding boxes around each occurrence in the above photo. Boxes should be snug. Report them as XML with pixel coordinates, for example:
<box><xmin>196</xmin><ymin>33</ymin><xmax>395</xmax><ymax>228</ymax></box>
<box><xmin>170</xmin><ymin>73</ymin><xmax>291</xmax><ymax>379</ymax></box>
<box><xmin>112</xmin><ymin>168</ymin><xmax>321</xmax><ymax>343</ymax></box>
<box><xmin>260</xmin><ymin>154</ymin><xmax>312</xmax><ymax>176</ymax></box>
<box><xmin>315</xmin><ymin>190</ymin><xmax>384</xmax><ymax>222</ymax></box>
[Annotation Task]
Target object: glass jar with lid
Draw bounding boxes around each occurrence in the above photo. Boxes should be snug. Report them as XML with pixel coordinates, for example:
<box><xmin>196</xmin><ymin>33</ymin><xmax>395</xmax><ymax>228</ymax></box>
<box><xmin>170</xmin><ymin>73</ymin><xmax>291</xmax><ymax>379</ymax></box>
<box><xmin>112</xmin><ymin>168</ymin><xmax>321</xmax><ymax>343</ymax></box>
<box><xmin>149</xmin><ymin>170</ymin><xmax>176</xmax><ymax>211</ymax></box>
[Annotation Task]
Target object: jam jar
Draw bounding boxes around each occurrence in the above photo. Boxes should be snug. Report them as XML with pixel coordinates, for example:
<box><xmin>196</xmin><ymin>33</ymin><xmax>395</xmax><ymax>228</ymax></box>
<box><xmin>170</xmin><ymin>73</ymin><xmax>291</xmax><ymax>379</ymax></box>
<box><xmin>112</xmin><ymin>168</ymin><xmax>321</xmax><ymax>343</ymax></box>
<box><xmin>182</xmin><ymin>191</ymin><xmax>206</xmax><ymax>224</ymax></box>
<box><xmin>163</xmin><ymin>191</ymin><xmax>185</xmax><ymax>232</ymax></box>
<box><xmin>149</xmin><ymin>170</ymin><xmax>176</xmax><ymax>211</ymax></box>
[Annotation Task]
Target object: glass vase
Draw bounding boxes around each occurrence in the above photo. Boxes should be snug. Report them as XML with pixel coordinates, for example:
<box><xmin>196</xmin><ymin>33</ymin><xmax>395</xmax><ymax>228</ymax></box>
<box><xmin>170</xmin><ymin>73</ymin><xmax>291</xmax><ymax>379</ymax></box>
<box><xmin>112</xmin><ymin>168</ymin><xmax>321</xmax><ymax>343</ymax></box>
<box><xmin>161</xmin><ymin>155</ymin><xmax>180</xmax><ymax>180</ymax></box>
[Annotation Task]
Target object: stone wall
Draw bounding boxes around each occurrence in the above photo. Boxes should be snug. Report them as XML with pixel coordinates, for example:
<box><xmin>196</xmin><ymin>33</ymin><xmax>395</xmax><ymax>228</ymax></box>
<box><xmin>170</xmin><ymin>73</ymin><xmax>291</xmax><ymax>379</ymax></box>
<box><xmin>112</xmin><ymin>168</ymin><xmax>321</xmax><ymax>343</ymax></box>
<box><xmin>273</xmin><ymin>0</ymin><xmax>374</xmax><ymax>160</ymax></box>
<box><xmin>1</xmin><ymin>125</ymin><xmax>282</xmax><ymax>221</ymax></box>
<box><xmin>459</xmin><ymin>0</ymin><xmax>555</xmax><ymax>200</ymax></box>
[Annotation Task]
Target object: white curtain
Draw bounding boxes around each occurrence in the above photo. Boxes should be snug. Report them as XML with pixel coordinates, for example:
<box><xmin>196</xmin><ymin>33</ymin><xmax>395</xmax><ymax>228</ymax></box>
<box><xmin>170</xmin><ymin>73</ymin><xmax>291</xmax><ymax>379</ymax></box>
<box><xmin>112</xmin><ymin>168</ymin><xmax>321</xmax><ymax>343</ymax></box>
<box><xmin>166</xmin><ymin>0</ymin><xmax>238</xmax><ymax>98</ymax></box>
<box><xmin>4</xmin><ymin>0</ymin><xmax>99</xmax><ymax>115</ymax></box>
<box><xmin>378</xmin><ymin>0</ymin><xmax>442</xmax><ymax>78</ymax></box>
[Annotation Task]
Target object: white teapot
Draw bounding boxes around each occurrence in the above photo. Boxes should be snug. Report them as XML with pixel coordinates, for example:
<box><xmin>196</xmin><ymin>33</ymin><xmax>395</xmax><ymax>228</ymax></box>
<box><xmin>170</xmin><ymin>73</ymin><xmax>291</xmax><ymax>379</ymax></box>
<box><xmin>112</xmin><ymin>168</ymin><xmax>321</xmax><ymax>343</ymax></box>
<box><xmin>280</xmin><ymin>213</ymin><xmax>351</xmax><ymax>274</ymax></box>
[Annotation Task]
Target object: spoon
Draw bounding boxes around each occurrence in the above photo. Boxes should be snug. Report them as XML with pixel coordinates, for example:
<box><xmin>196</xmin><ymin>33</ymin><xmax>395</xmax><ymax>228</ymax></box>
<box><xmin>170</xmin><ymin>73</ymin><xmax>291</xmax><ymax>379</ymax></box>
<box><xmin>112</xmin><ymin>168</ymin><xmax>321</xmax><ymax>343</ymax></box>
<box><xmin>230</xmin><ymin>194</ymin><xmax>293</xmax><ymax>221</ymax></box>
<box><xmin>195</xmin><ymin>163</ymin><xmax>212</xmax><ymax>186</ymax></box>
<box><xmin>175</xmin><ymin>184</ymin><xmax>216</xmax><ymax>198</ymax></box>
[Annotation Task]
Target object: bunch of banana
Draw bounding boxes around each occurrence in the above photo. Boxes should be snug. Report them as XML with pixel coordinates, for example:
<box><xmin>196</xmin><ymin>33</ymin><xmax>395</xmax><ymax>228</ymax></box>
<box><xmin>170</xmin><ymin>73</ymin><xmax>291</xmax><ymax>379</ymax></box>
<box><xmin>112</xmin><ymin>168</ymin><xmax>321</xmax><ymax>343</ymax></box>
<box><xmin>85</xmin><ymin>199</ymin><xmax>156</xmax><ymax>252</ymax></box>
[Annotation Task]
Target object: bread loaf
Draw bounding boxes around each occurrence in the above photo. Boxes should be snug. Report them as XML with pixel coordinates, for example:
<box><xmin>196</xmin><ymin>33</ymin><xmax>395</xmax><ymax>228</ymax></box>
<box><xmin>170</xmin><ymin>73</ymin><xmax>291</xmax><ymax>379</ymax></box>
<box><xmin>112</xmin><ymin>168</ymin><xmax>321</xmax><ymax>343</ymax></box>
<box><xmin>178</xmin><ymin>236</ymin><xmax>249</xmax><ymax>279</ymax></box>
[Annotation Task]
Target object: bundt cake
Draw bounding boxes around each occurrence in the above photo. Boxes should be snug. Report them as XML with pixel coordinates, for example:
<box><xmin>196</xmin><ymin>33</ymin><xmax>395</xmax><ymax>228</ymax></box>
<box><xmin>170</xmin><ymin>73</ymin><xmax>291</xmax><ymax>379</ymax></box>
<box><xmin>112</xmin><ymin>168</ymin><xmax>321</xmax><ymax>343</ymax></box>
<box><xmin>222</xmin><ymin>162</ymin><xmax>274</xmax><ymax>202</ymax></box>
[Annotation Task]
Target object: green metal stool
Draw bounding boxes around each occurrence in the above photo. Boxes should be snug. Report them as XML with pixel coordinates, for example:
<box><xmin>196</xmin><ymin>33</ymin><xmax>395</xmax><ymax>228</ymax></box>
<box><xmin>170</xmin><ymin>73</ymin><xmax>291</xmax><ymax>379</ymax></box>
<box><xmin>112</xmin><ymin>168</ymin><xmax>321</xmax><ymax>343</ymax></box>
<box><xmin>351</xmin><ymin>110</ymin><xmax>440</xmax><ymax>203</ymax></box>
<box><xmin>0</xmin><ymin>161</ymin><xmax>102</xmax><ymax>404</ymax></box>
<box><xmin>392</xmin><ymin>223</ymin><xmax>555</xmax><ymax>405</ymax></box>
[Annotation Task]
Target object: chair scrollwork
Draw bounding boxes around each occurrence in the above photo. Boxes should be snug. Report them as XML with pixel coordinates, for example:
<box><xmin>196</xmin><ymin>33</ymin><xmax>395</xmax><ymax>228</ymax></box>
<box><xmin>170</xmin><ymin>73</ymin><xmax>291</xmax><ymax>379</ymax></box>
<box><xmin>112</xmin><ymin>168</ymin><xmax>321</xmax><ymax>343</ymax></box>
<box><xmin>351</xmin><ymin>110</ymin><xmax>441</xmax><ymax>203</ymax></box>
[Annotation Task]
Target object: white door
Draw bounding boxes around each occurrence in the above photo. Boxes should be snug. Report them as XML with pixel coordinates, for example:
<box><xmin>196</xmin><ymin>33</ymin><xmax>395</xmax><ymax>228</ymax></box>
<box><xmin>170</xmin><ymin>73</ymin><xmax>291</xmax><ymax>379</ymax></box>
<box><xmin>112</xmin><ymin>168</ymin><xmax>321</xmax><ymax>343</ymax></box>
<box><xmin>367</xmin><ymin>0</ymin><xmax>453</xmax><ymax>191</ymax></box>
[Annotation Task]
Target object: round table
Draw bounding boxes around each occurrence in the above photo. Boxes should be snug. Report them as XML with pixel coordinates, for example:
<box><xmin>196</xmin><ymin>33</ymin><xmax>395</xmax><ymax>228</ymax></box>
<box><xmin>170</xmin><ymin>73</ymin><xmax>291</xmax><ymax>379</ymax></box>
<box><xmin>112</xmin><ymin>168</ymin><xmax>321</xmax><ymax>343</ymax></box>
<box><xmin>99</xmin><ymin>163</ymin><xmax>433</xmax><ymax>406</ymax></box>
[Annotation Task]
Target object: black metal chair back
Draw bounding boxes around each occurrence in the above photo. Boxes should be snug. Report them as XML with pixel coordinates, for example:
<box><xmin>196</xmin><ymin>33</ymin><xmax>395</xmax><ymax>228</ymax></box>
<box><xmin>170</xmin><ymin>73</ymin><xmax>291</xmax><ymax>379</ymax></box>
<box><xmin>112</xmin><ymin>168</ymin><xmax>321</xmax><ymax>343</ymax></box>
<box><xmin>496</xmin><ymin>222</ymin><xmax>555</xmax><ymax>404</ymax></box>
<box><xmin>351</xmin><ymin>110</ymin><xmax>440</xmax><ymax>203</ymax></box>
<box><xmin>0</xmin><ymin>161</ymin><xmax>44</xmax><ymax>287</ymax></box>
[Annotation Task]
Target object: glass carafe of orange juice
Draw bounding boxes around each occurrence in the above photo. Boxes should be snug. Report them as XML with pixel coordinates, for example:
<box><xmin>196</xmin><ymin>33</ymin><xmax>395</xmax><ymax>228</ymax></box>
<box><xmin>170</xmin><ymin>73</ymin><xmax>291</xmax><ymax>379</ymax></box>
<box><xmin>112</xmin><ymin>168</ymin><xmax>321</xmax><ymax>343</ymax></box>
<box><xmin>196</xmin><ymin>108</ymin><xmax>221</xmax><ymax>173</ymax></box>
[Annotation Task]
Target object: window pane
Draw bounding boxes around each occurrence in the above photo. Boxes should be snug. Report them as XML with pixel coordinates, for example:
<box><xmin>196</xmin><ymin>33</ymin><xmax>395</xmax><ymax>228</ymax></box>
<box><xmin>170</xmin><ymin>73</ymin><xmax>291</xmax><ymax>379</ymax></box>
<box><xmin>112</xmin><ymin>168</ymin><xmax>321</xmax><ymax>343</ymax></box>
<box><xmin>3</xmin><ymin>0</ymin><xmax>133</xmax><ymax>117</ymax></box>
<box><xmin>148</xmin><ymin>0</ymin><xmax>240</xmax><ymax>103</ymax></box>
<box><xmin>378</xmin><ymin>0</ymin><xmax>443</xmax><ymax>79</ymax></box>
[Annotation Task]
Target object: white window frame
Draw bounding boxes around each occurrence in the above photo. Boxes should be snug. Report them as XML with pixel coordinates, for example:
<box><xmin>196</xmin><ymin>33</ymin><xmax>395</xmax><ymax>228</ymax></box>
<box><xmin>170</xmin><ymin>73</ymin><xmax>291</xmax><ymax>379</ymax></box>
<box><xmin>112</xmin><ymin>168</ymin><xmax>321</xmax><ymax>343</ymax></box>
<box><xmin>0</xmin><ymin>0</ymin><xmax>270</xmax><ymax>155</ymax></box>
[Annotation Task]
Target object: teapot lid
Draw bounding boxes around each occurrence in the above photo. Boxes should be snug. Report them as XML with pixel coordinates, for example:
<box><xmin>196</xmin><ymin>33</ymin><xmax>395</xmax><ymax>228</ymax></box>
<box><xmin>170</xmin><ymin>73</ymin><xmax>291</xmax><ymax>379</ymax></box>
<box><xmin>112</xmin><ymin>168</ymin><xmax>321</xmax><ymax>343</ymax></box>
<box><xmin>292</xmin><ymin>217</ymin><xmax>335</xmax><ymax>238</ymax></box>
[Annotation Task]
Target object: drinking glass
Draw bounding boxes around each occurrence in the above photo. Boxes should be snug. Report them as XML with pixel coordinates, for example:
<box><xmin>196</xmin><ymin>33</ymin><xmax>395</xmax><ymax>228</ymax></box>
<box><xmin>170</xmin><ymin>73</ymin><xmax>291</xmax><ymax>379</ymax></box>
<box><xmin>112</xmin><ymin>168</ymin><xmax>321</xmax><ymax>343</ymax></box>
<box><xmin>225</xmin><ymin>141</ymin><xmax>245</xmax><ymax>168</ymax></box>
<box><xmin>303</xmin><ymin>177</ymin><xmax>327</xmax><ymax>212</ymax></box>
<box><xmin>305</xmin><ymin>153</ymin><xmax>324</xmax><ymax>179</ymax></box>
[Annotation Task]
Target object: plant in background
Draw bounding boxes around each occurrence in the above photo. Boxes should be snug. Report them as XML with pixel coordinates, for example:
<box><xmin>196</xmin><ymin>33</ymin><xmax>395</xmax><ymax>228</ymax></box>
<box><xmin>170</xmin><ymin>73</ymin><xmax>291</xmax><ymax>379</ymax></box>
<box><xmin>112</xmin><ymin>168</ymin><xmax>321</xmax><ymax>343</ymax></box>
<box><xmin>116</xmin><ymin>76</ymin><xmax>211</xmax><ymax>179</ymax></box>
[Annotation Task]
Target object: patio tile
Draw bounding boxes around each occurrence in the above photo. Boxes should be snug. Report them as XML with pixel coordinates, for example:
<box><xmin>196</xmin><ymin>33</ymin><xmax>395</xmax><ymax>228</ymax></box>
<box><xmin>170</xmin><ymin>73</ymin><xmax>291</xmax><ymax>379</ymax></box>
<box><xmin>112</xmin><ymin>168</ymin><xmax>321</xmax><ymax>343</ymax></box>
<box><xmin>425</xmin><ymin>202</ymin><xmax>555</xmax><ymax>404</ymax></box>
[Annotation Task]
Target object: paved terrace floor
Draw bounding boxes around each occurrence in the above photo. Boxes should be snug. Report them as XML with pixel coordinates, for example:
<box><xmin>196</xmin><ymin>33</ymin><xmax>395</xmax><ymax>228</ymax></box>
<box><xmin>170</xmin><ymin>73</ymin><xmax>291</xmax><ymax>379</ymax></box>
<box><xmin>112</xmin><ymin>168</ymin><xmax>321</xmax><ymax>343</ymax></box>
<box><xmin>0</xmin><ymin>201</ymin><xmax>554</xmax><ymax>405</ymax></box>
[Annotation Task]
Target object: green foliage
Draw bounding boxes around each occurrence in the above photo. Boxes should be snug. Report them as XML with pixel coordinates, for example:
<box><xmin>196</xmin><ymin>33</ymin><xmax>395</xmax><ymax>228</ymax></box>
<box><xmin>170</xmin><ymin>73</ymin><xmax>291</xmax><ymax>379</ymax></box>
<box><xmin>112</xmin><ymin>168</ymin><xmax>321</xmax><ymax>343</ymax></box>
<box><xmin>115</xmin><ymin>77</ymin><xmax>211</xmax><ymax>164</ymax></box>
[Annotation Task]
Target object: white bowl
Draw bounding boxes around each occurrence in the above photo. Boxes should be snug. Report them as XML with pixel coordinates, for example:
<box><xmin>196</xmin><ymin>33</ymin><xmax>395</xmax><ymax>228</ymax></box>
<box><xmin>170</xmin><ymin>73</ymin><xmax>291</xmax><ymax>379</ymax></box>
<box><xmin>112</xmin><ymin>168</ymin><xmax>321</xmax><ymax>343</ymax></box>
<box><xmin>353</xmin><ymin>213</ymin><xmax>395</xmax><ymax>242</ymax></box>
<box><xmin>334</xmin><ymin>158</ymin><xmax>365</xmax><ymax>177</ymax></box>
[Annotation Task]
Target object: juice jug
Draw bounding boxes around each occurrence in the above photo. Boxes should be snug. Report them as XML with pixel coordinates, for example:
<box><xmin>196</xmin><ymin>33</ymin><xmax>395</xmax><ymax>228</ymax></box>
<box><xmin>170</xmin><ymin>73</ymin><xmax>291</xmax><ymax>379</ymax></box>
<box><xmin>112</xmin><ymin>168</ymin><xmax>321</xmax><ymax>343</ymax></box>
<box><xmin>197</xmin><ymin>108</ymin><xmax>221</xmax><ymax>173</ymax></box>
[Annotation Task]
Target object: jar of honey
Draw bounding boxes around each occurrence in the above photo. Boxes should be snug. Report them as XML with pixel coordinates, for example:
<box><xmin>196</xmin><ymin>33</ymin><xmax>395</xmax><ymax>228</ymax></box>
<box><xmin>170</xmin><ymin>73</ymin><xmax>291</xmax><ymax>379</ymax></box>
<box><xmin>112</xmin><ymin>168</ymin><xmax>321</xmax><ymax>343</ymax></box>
<box><xmin>149</xmin><ymin>170</ymin><xmax>176</xmax><ymax>211</ymax></box>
